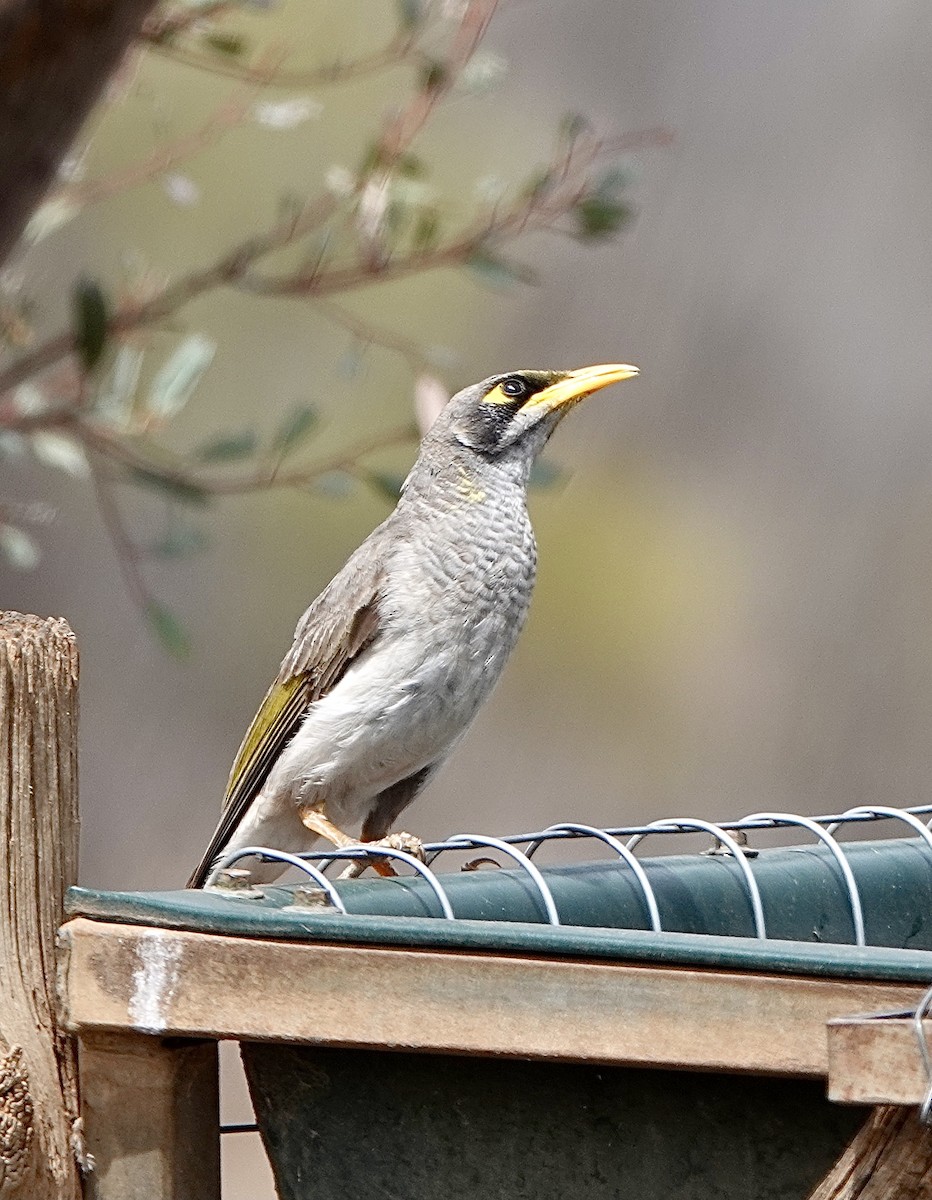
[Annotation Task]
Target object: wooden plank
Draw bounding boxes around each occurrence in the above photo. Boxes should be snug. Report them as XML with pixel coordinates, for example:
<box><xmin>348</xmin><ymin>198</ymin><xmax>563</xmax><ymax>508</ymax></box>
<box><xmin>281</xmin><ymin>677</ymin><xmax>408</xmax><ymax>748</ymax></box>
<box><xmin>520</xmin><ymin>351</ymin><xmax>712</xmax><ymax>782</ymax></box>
<box><xmin>79</xmin><ymin>1033</ymin><xmax>219</xmax><ymax>1200</ymax></box>
<box><xmin>59</xmin><ymin>918</ymin><xmax>926</xmax><ymax>1077</ymax></box>
<box><xmin>827</xmin><ymin>1015</ymin><xmax>932</xmax><ymax>1104</ymax></box>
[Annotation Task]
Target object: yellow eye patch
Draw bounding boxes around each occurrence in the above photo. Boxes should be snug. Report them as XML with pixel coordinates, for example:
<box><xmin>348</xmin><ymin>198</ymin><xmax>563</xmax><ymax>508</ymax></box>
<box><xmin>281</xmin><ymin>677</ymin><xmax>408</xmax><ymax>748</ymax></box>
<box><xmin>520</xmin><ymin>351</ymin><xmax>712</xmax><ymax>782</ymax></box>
<box><xmin>484</xmin><ymin>382</ymin><xmax>526</xmax><ymax>406</ymax></box>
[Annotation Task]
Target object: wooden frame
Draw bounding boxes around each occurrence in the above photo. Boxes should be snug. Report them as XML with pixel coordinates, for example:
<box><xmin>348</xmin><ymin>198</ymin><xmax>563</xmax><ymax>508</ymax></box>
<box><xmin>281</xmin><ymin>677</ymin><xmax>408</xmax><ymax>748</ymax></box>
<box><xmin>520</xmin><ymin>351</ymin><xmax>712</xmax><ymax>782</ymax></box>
<box><xmin>61</xmin><ymin>916</ymin><xmax>926</xmax><ymax>1076</ymax></box>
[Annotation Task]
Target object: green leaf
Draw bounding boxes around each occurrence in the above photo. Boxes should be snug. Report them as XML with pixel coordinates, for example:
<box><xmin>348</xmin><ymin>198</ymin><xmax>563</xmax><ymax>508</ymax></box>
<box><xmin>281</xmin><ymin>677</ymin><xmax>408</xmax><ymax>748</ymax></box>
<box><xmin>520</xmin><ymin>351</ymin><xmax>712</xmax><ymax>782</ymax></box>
<box><xmin>520</xmin><ymin>169</ymin><xmax>554</xmax><ymax>203</ymax></box>
<box><xmin>357</xmin><ymin>140</ymin><xmax>386</xmax><ymax>176</ymax></box>
<box><xmin>195</xmin><ymin>430</ymin><xmax>258</xmax><ymax>462</ymax></box>
<box><xmin>73</xmin><ymin>278</ymin><xmax>109</xmax><ymax>372</ymax></box>
<box><xmin>128</xmin><ymin>466</ymin><xmax>210</xmax><ymax>507</ymax></box>
<box><xmin>95</xmin><ymin>344</ymin><xmax>144</xmax><ymax>424</ymax></box>
<box><xmin>574</xmin><ymin>196</ymin><xmax>634</xmax><ymax>241</ymax></box>
<box><xmin>148</xmin><ymin>526</ymin><xmax>209</xmax><ymax>559</ymax></box>
<box><xmin>529</xmin><ymin>459</ymin><xmax>567</xmax><ymax>490</ymax></box>
<box><xmin>396</xmin><ymin>0</ymin><xmax>424</xmax><ymax>29</ymax></box>
<box><xmin>396</xmin><ymin>153</ymin><xmax>427</xmax><ymax>179</ymax></box>
<box><xmin>363</xmin><ymin>470</ymin><xmax>407</xmax><ymax>502</ymax></box>
<box><xmin>466</xmin><ymin>248</ymin><xmax>537</xmax><ymax>289</ymax></box>
<box><xmin>594</xmin><ymin>163</ymin><xmax>638</xmax><ymax>197</ymax></box>
<box><xmin>147</xmin><ymin>334</ymin><xmax>217</xmax><ymax>420</ymax></box>
<box><xmin>412</xmin><ymin>208</ymin><xmax>441</xmax><ymax>252</ymax></box>
<box><xmin>146</xmin><ymin>602</ymin><xmax>192</xmax><ymax>660</ymax></box>
<box><xmin>0</xmin><ymin>524</ymin><xmax>41</xmax><ymax>570</ymax></box>
<box><xmin>30</xmin><ymin>431</ymin><xmax>90</xmax><ymax>478</ymax></box>
<box><xmin>420</xmin><ymin>60</ymin><xmax>448</xmax><ymax>91</ymax></box>
<box><xmin>314</xmin><ymin>470</ymin><xmax>355</xmax><ymax>498</ymax></box>
<box><xmin>559</xmin><ymin>112</ymin><xmax>589</xmax><ymax>142</ymax></box>
<box><xmin>273</xmin><ymin>404</ymin><xmax>319</xmax><ymax>455</ymax></box>
<box><xmin>203</xmin><ymin>31</ymin><xmax>247</xmax><ymax>56</ymax></box>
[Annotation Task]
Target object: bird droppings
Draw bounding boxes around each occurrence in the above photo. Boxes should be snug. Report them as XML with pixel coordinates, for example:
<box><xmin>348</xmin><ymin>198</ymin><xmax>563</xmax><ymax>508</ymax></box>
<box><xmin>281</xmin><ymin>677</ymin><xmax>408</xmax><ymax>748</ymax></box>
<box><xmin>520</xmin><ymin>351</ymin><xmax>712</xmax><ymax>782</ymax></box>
<box><xmin>128</xmin><ymin>933</ymin><xmax>183</xmax><ymax>1034</ymax></box>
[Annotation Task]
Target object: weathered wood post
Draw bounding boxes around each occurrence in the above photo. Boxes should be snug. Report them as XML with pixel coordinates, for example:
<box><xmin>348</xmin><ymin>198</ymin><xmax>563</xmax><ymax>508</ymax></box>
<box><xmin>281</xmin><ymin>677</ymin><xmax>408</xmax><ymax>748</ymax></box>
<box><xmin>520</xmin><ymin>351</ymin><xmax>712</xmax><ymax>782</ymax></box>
<box><xmin>0</xmin><ymin>612</ymin><xmax>82</xmax><ymax>1199</ymax></box>
<box><xmin>808</xmin><ymin>1107</ymin><xmax>932</xmax><ymax>1200</ymax></box>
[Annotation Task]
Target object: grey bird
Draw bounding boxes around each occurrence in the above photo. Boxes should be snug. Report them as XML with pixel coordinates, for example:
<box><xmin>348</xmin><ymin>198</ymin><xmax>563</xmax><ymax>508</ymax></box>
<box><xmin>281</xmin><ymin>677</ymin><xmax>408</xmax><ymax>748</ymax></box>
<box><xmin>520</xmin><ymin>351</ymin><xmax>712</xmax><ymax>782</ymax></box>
<box><xmin>187</xmin><ymin>363</ymin><xmax>638</xmax><ymax>888</ymax></box>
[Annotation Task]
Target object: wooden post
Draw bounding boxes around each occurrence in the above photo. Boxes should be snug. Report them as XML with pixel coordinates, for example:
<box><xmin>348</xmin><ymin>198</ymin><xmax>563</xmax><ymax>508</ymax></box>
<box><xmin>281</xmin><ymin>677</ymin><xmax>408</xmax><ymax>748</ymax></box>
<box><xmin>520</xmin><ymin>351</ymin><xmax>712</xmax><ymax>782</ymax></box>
<box><xmin>78</xmin><ymin>1034</ymin><xmax>219</xmax><ymax>1200</ymax></box>
<box><xmin>0</xmin><ymin>613</ymin><xmax>81</xmax><ymax>1199</ymax></box>
<box><xmin>808</xmin><ymin>1106</ymin><xmax>932</xmax><ymax>1199</ymax></box>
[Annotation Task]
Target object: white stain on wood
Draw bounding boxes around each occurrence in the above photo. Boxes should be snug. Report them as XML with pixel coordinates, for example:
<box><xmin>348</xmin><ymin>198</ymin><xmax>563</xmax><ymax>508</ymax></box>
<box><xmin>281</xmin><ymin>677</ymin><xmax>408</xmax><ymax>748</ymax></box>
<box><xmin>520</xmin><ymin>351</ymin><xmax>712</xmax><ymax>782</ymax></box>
<box><xmin>128</xmin><ymin>934</ymin><xmax>182</xmax><ymax>1033</ymax></box>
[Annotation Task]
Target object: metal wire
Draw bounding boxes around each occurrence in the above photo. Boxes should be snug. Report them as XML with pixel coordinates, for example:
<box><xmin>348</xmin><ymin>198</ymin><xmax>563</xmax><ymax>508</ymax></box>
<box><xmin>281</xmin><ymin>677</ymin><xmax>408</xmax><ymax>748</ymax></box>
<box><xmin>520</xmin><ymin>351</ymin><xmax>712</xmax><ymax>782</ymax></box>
<box><xmin>445</xmin><ymin>834</ymin><xmax>561</xmax><ymax>925</ymax></box>
<box><xmin>626</xmin><ymin>818</ymin><xmax>767</xmax><ymax>939</ymax></box>
<box><xmin>303</xmin><ymin>845</ymin><xmax>456</xmax><ymax>919</ymax></box>
<box><xmin>913</xmin><ymin>983</ymin><xmax>932</xmax><ymax>1124</ymax></box>
<box><xmin>741</xmin><ymin>812</ymin><xmax>866</xmax><ymax>946</ymax></box>
<box><xmin>826</xmin><ymin>805</ymin><xmax>932</xmax><ymax>857</ymax></box>
<box><xmin>537</xmin><ymin>822</ymin><xmax>662</xmax><ymax>933</ymax></box>
<box><xmin>208</xmin><ymin>847</ymin><xmax>347</xmax><ymax>913</ymax></box>
<box><xmin>204</xmin><ymin>803</ymin><xmax>932</xmax><ymax>946</ymax></box>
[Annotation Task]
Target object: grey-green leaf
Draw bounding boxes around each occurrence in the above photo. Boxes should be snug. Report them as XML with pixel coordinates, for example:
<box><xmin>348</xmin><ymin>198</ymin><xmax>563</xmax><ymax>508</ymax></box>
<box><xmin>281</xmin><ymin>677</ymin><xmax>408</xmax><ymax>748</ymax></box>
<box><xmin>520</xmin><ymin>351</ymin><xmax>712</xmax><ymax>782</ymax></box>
<box><xmin>594</xmin><ymin>163</ymin><xmax>638</xmax><ymax>197</ymax></box>
<box><xmin>273</xmin><ymin>404</ymin><xmax>319</xmax><ymax>455</ymax></box>
<box><xmin>396</xmin><ymin>0</ymin><xmax>424</xmax><ymax>29</ymax></box>
<box><xmin>73</xmin><ymin>278</ymin><xmax>109</xmax><ymax>372</ymax></box>
<box><xmin>363</xmin><ymin>470</ymin><xmax>407</xmax><ymax>502</ymax></box>
<box><xmin>147</xmin><ymin>334</ymin><xmax>217</xmax><ymax>420</ymax></box>
<box><xmin>575</xmin><ymin>196</ymin><xmax>634</xmax><ymax>241</ymax></box>
<box><xmin>0</xmin><ymin>525</ymin><xmax>41</xmax><ymax>570</ymax></box>
<box><xmin>412</xmin><ymin>208</ymin><xmax>441</xmax><ymax>252</ymax></box>
<box><xmin>148</xmin><ymin>526</ymin><xmax>209</xmax><ymax>559</ymax></box>
<box><xmin>146</xmin><ymin>602</ymin><xmax>192</xmax><ymax>660</ymax></box>
<box><xmin>467</xmin><ymin>249</ymin><xmax>537</xmax><ymax>289</ymax></box>
<box><xmin>128</xmin><ymin>466</ymin><xmax>210</xmax><ymax>507</ymax></box>
<box><xmin>195</xmin><ymin>431</ymin><xmax>258</xmax><ymax>462</ymax></box>
<box><xmin>529</xmin><ymin>459</ymin><xmax>566</xmax><ymax>490</ymax></box>
<box><xmin>203</xmin><ymin>31</ymin><xmax>248</xmax><ymax>56</ymax></box>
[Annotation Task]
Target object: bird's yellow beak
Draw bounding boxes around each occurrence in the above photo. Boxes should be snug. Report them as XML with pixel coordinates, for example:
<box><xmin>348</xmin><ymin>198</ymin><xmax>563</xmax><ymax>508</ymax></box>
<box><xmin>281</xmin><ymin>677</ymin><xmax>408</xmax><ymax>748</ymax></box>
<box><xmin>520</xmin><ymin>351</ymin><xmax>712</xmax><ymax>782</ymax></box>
<box><xmin>524</xmin><ymin>362</ymin><xmax>639</xmax><ymax>416</ymax></box>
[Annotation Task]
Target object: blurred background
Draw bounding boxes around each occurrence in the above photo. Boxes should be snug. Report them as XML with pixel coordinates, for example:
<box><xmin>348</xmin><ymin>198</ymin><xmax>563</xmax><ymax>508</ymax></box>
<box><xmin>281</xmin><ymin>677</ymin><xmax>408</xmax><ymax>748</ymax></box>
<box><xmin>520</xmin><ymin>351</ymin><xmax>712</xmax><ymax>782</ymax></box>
<box><xmin>4</xmin><ymin>0</ymin><xmax>932</xmax><ymax>1193</ymax></box>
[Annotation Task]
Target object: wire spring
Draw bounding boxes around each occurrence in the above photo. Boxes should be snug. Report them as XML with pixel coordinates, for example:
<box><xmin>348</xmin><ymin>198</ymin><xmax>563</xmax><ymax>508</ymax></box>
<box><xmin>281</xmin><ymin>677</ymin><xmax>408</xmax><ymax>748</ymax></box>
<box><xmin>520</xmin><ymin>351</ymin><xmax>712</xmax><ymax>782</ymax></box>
<box><xmin>208</xmin><ymin>802</ymin><xmax>932</xmax><ymax>942</ymax></box>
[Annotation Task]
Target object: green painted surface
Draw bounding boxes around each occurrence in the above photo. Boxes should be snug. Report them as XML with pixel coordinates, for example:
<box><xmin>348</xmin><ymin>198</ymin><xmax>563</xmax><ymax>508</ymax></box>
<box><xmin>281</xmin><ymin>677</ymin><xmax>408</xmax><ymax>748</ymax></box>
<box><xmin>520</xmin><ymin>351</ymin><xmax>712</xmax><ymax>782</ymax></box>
<box><xmin>241</xmin><ymin>1045</ymin><xmax>865</xmax><ymax>1200</ymax></box>
<box><xmin>69</xmin><ymin>838</ymin><xmax>932</xmax><ymax>980</ymax></box>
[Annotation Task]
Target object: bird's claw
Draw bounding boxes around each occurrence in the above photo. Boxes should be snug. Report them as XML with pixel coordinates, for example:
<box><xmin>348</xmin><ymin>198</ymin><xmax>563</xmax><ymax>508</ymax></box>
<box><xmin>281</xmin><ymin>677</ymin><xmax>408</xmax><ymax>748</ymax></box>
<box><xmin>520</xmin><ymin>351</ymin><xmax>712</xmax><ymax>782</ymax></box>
<box><xmin>338</xmin><ymin>832</ymin><xmax>424</xmax><ymax>879</ymax></box>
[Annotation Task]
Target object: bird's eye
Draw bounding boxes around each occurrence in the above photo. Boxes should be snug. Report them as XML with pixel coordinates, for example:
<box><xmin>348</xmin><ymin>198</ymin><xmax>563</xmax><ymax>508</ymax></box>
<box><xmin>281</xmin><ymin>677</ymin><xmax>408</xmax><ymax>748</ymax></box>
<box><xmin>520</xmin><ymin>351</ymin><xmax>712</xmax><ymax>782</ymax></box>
<box><xmin>500</xmin><ymin>377</ymin><xmax>528</xmax><ymax>398</ymax></box>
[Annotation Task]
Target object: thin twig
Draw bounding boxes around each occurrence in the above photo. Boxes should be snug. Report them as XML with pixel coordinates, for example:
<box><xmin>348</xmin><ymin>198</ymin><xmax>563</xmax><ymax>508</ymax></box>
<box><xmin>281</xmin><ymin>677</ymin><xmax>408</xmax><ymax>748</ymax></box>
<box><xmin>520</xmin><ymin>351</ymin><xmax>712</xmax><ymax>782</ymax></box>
<box><xmin>88</xmin><ymin>459</ymin><xmax>152</xmax><ymax>611</ymax></box>
<box><xmin>0</xmin><ymin>2</ymin><xmax>500</xmax><ymax>400</ymax></box>
<box><xmin>314</xmin><ymin>299</ymin><xmax>431</xmax><ymax>372</ymax></box>
<box><xmin>62</xmin><ymin>90</ymin><xmax>259</xmax><ymax>210</ymax></box>
<box><xmin>78</xmin><ymin>417</ymin><xmax>418</xmax><ymax>496</ymax></box>
<box><xmin>144</xmin><ymin>28</ymin><xmax>421</xmax><ymax>88</ymax></box>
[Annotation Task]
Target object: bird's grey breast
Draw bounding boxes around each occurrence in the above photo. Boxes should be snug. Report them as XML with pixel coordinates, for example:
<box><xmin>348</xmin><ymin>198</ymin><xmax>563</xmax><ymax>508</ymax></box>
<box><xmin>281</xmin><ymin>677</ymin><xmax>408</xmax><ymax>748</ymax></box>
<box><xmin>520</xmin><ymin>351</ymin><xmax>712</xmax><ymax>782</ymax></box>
<box><xmin>379</xmin><ymin>478</ymin><xmax>538</xmax><ymax>716</ymax></box>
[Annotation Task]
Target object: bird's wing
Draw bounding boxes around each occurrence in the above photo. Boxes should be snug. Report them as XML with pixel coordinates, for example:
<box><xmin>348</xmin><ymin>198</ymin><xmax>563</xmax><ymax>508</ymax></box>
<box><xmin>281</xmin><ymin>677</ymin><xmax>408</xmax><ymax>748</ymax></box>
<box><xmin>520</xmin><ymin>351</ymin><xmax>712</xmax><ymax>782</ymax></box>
<box><xmin>186</xmin><ymin>550</ymin><xmax>385</xmax><ymax>887</ymax></box>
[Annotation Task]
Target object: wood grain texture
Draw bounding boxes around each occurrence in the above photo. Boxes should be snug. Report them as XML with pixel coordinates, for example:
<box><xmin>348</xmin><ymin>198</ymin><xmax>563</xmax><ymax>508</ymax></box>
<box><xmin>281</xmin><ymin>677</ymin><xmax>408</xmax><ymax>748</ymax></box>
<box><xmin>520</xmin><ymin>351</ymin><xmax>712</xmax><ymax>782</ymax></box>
<box><xmin>79</xmin><ymin>1033</ymin><xmax>219</xmax><ymax>1200</ymax></box>
<box><xmin>828</xmin><ymin>1016</ymin><xmax>932</xmax><ymax>1105</ymax></box>
<box><xmin>808</xmin><ymin>1106</ymin><xmax>932</xmax><ymax>1200</ymax></box>
<box><xmin>0</xmin><ymin>613</ymin><xmax>81</xmax><ymax>1199</ymax></box>
<box><xmin>59</xmin><ymin>916</ymin><xmax>926</xmax><ymax>1077</ymax></box>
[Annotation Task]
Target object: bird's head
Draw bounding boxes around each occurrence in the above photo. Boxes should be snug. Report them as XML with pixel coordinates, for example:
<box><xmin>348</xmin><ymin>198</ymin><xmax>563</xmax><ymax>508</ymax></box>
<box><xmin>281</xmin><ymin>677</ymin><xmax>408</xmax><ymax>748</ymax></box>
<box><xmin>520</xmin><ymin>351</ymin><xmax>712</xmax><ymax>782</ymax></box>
<box><xmin>439</xmin><ymin>363</ymin><xmax>639</xmax><ymax>462</ymax></box>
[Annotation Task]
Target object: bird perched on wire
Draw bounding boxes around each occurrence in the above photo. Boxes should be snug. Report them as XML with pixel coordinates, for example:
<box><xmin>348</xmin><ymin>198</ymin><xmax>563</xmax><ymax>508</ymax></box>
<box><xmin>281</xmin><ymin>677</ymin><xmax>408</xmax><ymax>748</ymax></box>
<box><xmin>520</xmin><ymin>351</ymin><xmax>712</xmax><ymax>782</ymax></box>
<box><xmin>187</xmin><ymin>363</ymin><xmax>638</xmax><ymax>888</ymax></box>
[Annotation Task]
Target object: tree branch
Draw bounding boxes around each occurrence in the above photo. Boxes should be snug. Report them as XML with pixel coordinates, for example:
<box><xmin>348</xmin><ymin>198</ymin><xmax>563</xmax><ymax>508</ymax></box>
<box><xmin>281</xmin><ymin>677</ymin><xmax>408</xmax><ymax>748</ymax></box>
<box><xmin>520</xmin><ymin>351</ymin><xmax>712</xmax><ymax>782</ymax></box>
<box><xmin>0</xmin><ymin>0</ymin><xmax>162</xmax><ymax>267</ymax></box>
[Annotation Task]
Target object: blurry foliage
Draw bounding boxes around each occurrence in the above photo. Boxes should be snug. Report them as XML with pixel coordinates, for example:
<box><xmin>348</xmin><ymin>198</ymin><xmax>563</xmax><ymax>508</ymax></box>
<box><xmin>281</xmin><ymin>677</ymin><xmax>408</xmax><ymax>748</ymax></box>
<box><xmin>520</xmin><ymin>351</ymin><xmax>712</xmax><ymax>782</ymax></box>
<box><xmin>0</xmin><ymin>0</ymin><xmax>665</xmax><ymax>655</ymax></box>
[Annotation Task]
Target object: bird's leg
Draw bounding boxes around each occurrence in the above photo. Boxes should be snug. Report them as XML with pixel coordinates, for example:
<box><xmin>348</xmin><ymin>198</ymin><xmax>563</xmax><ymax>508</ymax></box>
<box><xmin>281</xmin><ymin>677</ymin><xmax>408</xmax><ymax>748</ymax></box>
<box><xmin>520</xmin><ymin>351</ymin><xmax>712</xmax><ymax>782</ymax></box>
<box><xmin>298</xmin><ymin>806</ymin><xmax>398</xmax><ymax>878</ymax></box>
<box><xmin>338</xmin><ymin>831</ymin><xmax>425</xmax><ymax>880</ymax></box>
<box><xmin>334</xmin><ymin>772</ymin><xmax>429</xmax><ymax>879</ymax></box>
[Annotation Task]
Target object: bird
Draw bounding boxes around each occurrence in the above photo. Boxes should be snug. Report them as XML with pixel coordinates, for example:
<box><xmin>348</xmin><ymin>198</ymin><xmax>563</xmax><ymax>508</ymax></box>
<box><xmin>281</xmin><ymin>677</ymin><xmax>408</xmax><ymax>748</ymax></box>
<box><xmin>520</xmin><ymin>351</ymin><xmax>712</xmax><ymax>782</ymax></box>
<box><xmin>187</xmin><ymin>363</ymin><xmax>638</xmax><ymax>888</ymax></box>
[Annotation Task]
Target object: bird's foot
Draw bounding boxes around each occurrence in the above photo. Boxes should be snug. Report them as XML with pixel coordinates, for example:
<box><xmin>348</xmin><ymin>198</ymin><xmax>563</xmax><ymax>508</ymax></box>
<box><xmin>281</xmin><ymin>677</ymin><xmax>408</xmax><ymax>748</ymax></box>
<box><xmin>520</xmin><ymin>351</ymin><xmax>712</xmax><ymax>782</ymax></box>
<box><xmin>339</xmin><ymin>832</ymin><xmax>424</xmax><ymax>880</ymax></box>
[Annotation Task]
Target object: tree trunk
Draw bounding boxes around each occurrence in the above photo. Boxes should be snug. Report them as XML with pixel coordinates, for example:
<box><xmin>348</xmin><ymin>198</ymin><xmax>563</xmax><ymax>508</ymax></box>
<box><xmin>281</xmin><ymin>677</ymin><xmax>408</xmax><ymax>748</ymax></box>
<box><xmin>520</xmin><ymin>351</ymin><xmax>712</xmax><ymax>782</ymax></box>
<box><xmin>0</xmin><ymin>0</ymin><xmax>160</xmax><ymax>268</ymax></box>
<box><xmin>0</xmin><ymin>612</ymin><xmax>82</xmax><ymax>1199</ymax></box>
<box><xmin>808</xmin><ymin>1105</ymin><xmax>932</xmax><ymax>1199</ymax></box>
